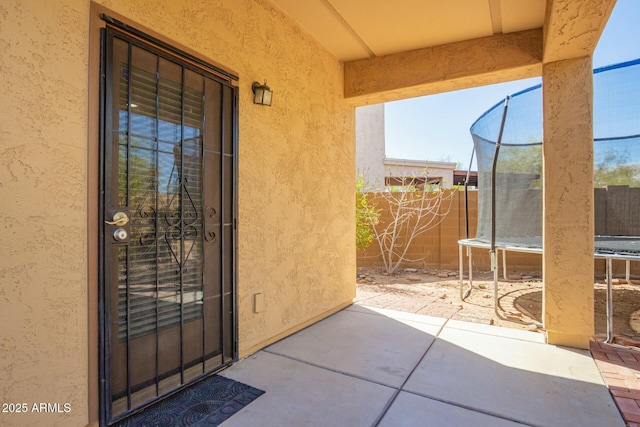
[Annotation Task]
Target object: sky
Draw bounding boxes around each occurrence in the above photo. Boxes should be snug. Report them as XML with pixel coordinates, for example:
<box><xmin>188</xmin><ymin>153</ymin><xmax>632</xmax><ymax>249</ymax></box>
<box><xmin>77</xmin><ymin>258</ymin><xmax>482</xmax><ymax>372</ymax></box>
<box><xmin>384</xmin><ymin>0</ymin><xmax>640</xmax><ymax>169</ymax></box>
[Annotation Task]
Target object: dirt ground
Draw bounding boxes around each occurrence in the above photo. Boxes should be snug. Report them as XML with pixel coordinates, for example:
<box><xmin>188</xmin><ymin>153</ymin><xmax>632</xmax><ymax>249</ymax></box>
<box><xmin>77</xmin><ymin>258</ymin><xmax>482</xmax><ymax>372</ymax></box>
<box><xmin>356</xmin><ymin>266</ymin><xmax>640</xmax><ymax>345</ymax></box>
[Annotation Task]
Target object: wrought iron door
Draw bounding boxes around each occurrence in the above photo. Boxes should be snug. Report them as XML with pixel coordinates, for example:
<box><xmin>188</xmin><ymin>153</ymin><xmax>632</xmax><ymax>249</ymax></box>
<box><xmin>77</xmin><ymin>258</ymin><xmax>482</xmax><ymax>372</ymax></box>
<box><xmin>99</xmin><ymin>26</ymin><xmax>237</xmax><ymax>424</ymax></box>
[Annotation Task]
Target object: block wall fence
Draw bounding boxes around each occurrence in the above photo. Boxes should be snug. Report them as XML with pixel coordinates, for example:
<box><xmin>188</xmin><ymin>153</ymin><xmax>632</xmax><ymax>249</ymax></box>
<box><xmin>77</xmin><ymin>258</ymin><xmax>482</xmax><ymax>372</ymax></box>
<box><xmin>357</xmin><ymin>189</ymin><xmax>640</xmax><ymax>277</ymax></box>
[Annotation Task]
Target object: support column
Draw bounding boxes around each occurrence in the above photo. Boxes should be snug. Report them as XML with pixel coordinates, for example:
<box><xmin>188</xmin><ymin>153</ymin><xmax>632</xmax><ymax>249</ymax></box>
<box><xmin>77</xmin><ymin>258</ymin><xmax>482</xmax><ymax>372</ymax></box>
<box><xmin>542</xmin><ymin>56</ymin><xmax>594</xmax><ymax>349</ymax></box>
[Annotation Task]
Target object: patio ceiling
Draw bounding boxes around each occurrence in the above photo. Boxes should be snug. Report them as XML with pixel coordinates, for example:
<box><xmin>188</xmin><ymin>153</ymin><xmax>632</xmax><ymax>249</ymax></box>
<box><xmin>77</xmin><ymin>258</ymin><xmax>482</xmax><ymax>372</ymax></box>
<box><xmin>269</xmin><ymin>0</ymin><xmax>546</xmax><ymax>62</ymax></box>
<box><xmin>269</xmin><ymin>0</ymin><xmax>616</xmax><ymax>104</ymax></box>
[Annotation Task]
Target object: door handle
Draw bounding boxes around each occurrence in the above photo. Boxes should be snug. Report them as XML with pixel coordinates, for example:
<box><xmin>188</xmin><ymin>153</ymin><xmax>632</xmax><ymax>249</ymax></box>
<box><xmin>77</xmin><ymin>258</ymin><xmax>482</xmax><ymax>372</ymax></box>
<box><xmin>105</xmin><ymin>211</ymin><xmax>129</xmax><ymax>226</ymax></box>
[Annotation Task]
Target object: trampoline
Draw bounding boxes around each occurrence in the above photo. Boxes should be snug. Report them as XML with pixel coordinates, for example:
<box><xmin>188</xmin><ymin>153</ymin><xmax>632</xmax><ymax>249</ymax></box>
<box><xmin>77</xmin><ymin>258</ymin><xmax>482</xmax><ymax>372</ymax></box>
<box><xmin>458</xmin><ymin>59</ymin><xmax>640</xmax><ymax>342</ymax></box>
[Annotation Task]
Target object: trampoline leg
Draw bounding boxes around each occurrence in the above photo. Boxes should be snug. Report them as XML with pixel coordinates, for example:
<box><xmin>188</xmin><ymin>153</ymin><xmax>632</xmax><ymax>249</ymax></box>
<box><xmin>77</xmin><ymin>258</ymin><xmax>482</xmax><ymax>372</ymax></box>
<box><xmin>493</xmin><ymin>251</ymin><xmax>500</xmax><ymax>318</ymax></box>
<box><xmin>468</xmin><ymin>247</ymin><xmax>473</xmax><ymax>287</ymax></box>
<box><xmin>501</xmin><ymin>249</ymin><xmax>508</xmax><ymax>281</ymax></box>
<box><xmin>606</xmin><ymin>258</ymin><xmax>614</xmax><ymax>344</ymax></box>
<box><xmin>460</xmin><ymin>244</ymin><xmax>472</xmax><ymax>300</ymax></box>
<box><xmin>626</xmin><ymin>260</ymin><xmax>631</xmax><ymax>283</ymax></box>
<box><xmin>459</xmin><ymin>244</ymin><xmax>463</xmax><ymax>285</ymax></box>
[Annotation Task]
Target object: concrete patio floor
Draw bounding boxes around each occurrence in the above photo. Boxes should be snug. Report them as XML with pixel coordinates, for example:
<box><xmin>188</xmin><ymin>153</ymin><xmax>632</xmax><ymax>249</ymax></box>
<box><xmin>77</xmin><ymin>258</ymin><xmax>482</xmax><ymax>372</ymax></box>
<box><xmin>220</xmin><ymin>304</ymin><xmax>625</xmax><ymax>426</ymax></box>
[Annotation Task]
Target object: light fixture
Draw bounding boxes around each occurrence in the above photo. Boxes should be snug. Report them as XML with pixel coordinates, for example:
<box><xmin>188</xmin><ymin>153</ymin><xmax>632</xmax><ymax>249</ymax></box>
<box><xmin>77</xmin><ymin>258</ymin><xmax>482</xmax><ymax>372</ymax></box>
<box><xmin>252</xmin><ymin>80</ymin><xmax>273</xmax><ymax>106</ymax></box>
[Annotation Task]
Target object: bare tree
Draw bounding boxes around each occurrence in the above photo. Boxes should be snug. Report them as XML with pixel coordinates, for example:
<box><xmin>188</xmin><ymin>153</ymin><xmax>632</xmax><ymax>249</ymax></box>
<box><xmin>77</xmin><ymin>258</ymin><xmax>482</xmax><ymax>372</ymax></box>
<box><xmin>369</xmin><ymin>174</ymin><xmax>455</xmax><ymax>274</ymax></box>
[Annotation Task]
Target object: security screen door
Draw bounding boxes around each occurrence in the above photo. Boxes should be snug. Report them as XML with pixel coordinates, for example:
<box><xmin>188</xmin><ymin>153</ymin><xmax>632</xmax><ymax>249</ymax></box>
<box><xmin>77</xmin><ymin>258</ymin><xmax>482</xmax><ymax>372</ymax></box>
<box><xmin>99</xmin><ymin>24</ymin><xmax>237</xmax><ymax>424</ymax></box>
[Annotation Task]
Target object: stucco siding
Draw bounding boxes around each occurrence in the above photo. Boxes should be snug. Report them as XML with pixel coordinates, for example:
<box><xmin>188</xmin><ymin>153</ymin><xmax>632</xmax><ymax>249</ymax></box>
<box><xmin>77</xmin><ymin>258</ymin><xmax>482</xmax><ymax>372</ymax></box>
<box><xmin>0</xmin><ymin>1</ymin><xmax>91</xmax><ymax>426</ymax></box>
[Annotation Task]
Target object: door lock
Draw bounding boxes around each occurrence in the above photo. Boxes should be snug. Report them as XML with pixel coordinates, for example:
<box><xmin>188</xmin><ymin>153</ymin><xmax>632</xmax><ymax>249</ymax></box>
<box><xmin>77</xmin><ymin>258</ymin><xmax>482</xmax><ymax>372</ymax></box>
<box><xmin>105</xmin><ymin>211</ymin><xmax>129</xmax><ymax>226</ymax></box>
<box><xmin>113</xmin><ymin>228</ymin><xmax>128</xmax><ymax>242</ymax></box>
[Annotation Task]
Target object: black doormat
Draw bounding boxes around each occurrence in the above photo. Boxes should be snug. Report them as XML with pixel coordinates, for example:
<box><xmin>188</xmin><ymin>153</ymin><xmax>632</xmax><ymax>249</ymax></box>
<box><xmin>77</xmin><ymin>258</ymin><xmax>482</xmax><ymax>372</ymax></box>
<box><xmin>115</xmin><ymin>375</ymin><xmax>264</xmax><ymax>426</ymax></box>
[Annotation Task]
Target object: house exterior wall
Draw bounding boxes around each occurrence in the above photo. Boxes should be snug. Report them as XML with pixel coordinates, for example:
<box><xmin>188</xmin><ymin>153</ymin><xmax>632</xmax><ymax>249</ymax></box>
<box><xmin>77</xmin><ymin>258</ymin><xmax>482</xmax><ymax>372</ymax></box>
<box><xmin>354</xmin><ymin>104</ymin><xmax>456</xmax><ymax>190</ymax></box>
<box><xmin>383</xmin><ymin>159</ymin><xmax>456</xmax><ymax>189</ymax></box>
<box><xmin>0</xmin><ymin>0</ymin><xmax>354</xmax><ymax>425</ymax></box>
<box><xmin>355</xmin><ymin>104</ymin><xmax>385</xmax><ymax>188</ymax></box>
<box><xmin>0</xmin><ymin>2</ymin><xmax>91</xmax><ymax>426</ymax></box>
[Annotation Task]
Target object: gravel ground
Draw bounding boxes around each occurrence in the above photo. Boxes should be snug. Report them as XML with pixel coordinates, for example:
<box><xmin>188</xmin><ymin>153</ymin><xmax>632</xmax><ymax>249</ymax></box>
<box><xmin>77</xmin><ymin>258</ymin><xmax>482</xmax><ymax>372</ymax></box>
<box><xmin>355</xmin><ymin>266</ymin><xmax>640</xmax><ymax>343</ymax></box>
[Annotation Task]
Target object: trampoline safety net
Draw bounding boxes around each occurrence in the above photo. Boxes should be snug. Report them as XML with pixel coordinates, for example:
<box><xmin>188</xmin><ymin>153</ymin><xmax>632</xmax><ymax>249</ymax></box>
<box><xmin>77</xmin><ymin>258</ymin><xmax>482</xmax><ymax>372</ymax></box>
<box><xmin>469</xmin><ymin>59</ymin><xmax>640</xmax><ymax>255</ymax></box>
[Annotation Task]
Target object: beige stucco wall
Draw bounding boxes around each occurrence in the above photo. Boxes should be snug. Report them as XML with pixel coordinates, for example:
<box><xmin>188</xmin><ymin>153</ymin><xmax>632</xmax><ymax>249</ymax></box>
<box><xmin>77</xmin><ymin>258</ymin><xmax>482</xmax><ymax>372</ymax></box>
<box><xmin>0</xmin><ymin>0</ymin><xmax>354</xmax><ymax>425</ymax></box>
<box><xmin>0</xmin><ymin>1</ymin><xmax>90</xmax><ymax>426</ymax></box>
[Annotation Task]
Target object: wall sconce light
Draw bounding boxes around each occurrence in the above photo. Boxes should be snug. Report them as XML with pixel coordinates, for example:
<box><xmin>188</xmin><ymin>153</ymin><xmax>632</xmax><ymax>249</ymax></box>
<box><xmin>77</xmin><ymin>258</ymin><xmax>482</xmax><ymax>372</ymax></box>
<box><xmin>252</xmin><ymin>80</ymin><xmax>273</xmax><ymax>106</ymax></box>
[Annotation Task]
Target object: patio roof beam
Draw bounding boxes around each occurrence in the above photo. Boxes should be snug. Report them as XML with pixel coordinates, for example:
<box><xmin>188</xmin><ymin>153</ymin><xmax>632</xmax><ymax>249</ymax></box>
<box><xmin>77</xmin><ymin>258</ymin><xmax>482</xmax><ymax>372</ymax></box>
<box><xmin>543</xmin><ymin>0</ymin><xmax>617</xmax><ymax>64</ymax></box>
<box><xmin>343</xmin><ymin>29</ymin><xmax>542</xmax><ymax>106</ymax></box>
